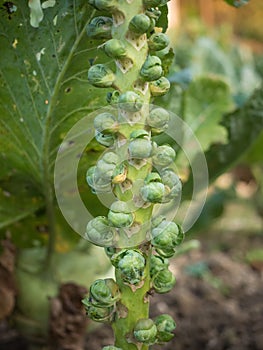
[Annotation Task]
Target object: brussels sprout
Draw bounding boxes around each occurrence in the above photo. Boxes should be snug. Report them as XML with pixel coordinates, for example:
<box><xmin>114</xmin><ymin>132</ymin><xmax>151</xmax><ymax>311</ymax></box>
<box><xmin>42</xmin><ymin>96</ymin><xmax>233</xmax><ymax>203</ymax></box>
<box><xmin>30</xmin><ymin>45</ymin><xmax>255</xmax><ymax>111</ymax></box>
<box><xmin>149</xmin><ymin>77</ymin><xmax>170</xmax><ymax>97</ymax></box>
<box><xmin>147</xmin><ymin>107</ymin><xmax>170</xmax><ymax>130</ymax></box>
<box><xmin>86</xmin><ymin>16</ymin><xmax>113</xmax><ymax>39</ymax></box>
<box><xmin>96</xmin><ymin>152</ymin><xmax>119</xmax><ymax>182</ymax></box>
<box><xmin>128</xmin><ymin>130</ymin><xmax>152</xmax><ymax>159</ymax></box>
<box><xmin>148</xmin><ymin>33</ymin><xmax>170</xmax><ymax>52</ymax></box>
<box><xmin>85</xmin><ymin>216</ymin><xmax>117</xmax><ymax>247</ymax></box>
<box><xmin>107</xmin><ymin>90</ymin><xmax>120</xmax><ymax>105</ymax></box>
<box><xmin>154</xmin><ymin>314</ymin><xmax>176</xmax><ymax>342</ymax></box>
<box><xmin>152</xmin><ymin>220</ymin><xmax>180</xmax><ymax>248</ymax></box>
<box><xmin>104</xmin><ymin>39</ymin><xmax>127</xmax><ymax>59</ymax></box>
<box><xmin>151</xmin><ymin>215</ymin><xmax>166</xmax><ymax>229</ymax></box>
<box><xmin>150</xmin><ymin>255</ymin><xmax>169</xmax><ymax>277</ymax></box>
<box><xmin>95</xmin><ymin>130</ymin><xmax>115</xmax><ymax>147</ymax></box>
<box><xmin>111</xmin><ymin>249</ymin><xmax>146</xmax><ymax>285</ymax></box>
<box><xmin>155</xmin><ymin>314</ymin><xmax>176</xmax><ymax>332</ymax></box>
<box><xmin>104</xmin><ymin>246</ymin><xmax>117</xmax><ymax>259</ymax></box>
<box><xmin>88</xmin><ymin>0</ymin><xmax>118</xmax><ymax>12</ymax></box>
<box><xmin>128</xmin><ymin>14</ymin><xmax>151</xmax><ymax>35</ymax></box>
<box><xmin>152</xmin><ymin>268</ymin><xmax>176</xmax><ymax>293</ymax></box>
<box><xmin>161</xmin><ymin>169</ymin><xmax>182</xmax><ymax>200</ymax></box>
<box><xmin>134</xmin><ymin>318</ymin><xmax>157</xmax><ymax>344</ymax></box>
<box><xmin>140</xmin><ymin>55</ymin><xmax>163</xmax><ymax>82</ymax></box>
<box><xmin>145</xmin><ymin>8</ymin><xmax>161</xmax><ymax>20</ymax></box>
<box><xmin>118</xmin><ymin>91</ymin><xmax>143</xmax><ymax>112</ymax></box>
<box><xmin>82</xmin><ymin>299</ymin><xmax>114</xmax><ymax>322</ymax></box>
<box><xmin>152</xmin><ymin>145</ymin><xmax>176</xmax><ymax>167</ymax></box>
<box><xmin>86</xmin><ymin>165</ymin><xmax>97</xmax><ymax>189</ymax></box>
<box><xmin>144</xmin><ymin>172</ymin><xmax>162</xmax><ymax>184</ymax></box>
<box><xmin>94</xmin><ymin>112</ymin><xmax>118</xmax><ymax>134</ymax></box>
<box><xmin>108</xmin><ymin>201</ymin><xmax>134</xmax><ymax>228</ymax></box>
<box><xmin>155</xmin><ymin>247</ymin><xmax>175</xmax><ymax>258</ymax></box>
<box><xmin>89</xmin><ymin>278</ymin><xmax>120</xmax><ymax>307</ymax></box>
<box><xmin>88</xmin><ymin>64</ymin><xmax>115</xmax><ymax>88</ymax></box>
<box><xmin>140</xmin><ymin>173</ymin><xmax>165</xmax><ymax>203</ymax></box>
<box><xmin>86</xmin><ymin>165</ymin><xmax>112</xmax><ymax>193</ymax></box>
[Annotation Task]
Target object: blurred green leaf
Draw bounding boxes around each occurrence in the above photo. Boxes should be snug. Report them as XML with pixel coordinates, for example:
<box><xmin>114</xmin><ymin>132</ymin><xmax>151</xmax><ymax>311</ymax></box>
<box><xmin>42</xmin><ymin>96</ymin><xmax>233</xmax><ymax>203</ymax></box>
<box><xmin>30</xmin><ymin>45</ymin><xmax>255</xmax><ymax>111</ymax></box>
<box><xmin>183</xmin><ymin>77</ymin><xmax>233</xmax><ymax>151</ymax></box>
<box><xmin>185</xmin><ymin>84</ymin><xmax>263</xmax><ymax>193</ymax></box>
<box><xmin>0</xmin><ymin>1</ymin><xmax>108</xmax><ymax>244</ymax></box>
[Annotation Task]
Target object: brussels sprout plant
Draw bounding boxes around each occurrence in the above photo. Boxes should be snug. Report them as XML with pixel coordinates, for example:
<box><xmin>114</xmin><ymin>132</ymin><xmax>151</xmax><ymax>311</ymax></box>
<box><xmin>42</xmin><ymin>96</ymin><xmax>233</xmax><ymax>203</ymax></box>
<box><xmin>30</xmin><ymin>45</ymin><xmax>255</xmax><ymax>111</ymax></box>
<box><xmin>0</xmin><ymin>0</ymin><xmax>259</xmax><ymax>349</ymax></box>
<box><xmin>82</xmin><ymin>1</ymin><xmax>182</xmax><ymax>349</ymax></box>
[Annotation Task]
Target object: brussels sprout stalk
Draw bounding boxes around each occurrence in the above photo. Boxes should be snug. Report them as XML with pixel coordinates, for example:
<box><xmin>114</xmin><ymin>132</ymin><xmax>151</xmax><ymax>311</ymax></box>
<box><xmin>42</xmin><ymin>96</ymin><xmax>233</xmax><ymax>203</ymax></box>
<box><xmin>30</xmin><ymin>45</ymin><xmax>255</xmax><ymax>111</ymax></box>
<box><xmin>84</xmin><ymin>1</ymin><xmax>179</xmax><ymax>349</ymax></box>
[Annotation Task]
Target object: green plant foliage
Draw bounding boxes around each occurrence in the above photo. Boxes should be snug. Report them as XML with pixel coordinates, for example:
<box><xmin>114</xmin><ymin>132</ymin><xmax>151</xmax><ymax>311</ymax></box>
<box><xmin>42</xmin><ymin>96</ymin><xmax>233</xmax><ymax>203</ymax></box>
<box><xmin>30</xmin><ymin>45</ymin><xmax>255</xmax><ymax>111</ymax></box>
<box><xmin>204</xmin><ymin>84</ymin><xmax>263</xmax><ymax>181</ymax></box>
<box><xmin>0</xmin><ymin>1</ymin><xmax>108</xmax><ymax>243</ymax></box>
<box><xmin>183</xmin><ymin>77</ymin><xmax>233</xmax><ymax>151</ymax></box>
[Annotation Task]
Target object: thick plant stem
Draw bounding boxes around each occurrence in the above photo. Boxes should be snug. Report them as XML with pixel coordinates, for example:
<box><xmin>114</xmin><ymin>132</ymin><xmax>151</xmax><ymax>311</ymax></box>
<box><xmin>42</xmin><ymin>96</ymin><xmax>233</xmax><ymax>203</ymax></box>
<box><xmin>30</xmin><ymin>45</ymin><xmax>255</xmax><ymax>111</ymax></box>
<box><xmin>112</xmin><ymin>247</ymin><xmax>151</xmax><ymax>350</ymax></box>
<box><xmin>84</xmin><ymin>1</ymin><xmax>179</xmax><ymax>349</ymax></box>
<box><xmin>110</xmin><ymin>2</ymin><xmax>152</xmax><ymax>348</ymax></box>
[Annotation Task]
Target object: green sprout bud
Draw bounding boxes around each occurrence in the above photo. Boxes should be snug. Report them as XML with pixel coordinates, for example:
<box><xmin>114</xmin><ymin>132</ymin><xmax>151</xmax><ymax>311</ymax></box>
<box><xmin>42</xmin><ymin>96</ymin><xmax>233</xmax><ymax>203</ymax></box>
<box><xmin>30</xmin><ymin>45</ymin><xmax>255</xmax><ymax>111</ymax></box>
<box><xmin>86</xmin><ymin>165</ymin><xmax>112</xmax><ymax>193</ymax></box>
<box><xmin>140</xmin><ymin>55</ymin><xmax>163</xmax><ymax>82</ymax></box>
<box><xmin>82</xmin><ymin>299</ymin><xmax>114</xmax><ymax>322</ymax></box>
<box><xmin>148</xmin><ymin>33</ymin><xmax>170</xmax><ymax>52</ymax></box>
<box><xmin>152</xmin><ymin>145</ymin><xmax>176</xmax><ymax>168</ymax></box>
<box><xmin>88</xmin><ymin>0</ymin><xmax>118</xmax><ymax>12</ymax></box>
<box><xmin>155</xmin><ymin>247</ymin><xmax>175</xmax><ymax>258</ymax></box>
<box><xmin>86</xmin><ymin>165</ymin><xmax>97</xmax><ymax>189</ymax></box>
<box><xmin>149</xmin><ymin>77</ymin><xmax>170</xmax><ymax>97</ymax></box>
<box><xmin>102</xmin><ymin>347</ymin><xmax>123</xmax><ymax>350</ymax></box>
<box><xmin>118</xmin><ymin>91</ymin><xmax>143</xmax><ymax>112</ymax></box>
<box><xmin>140</xmin><ymin>173</ymin><xmax>165</xmax><ymax>203</ymax></box>
<box><xmin>85</xmin><ymin>216</ymin><xmax>117</xmax><ymax>247</ymax></box>
<box><xmin>151</xmin><ymin>215</ymin><xmax>166</xmax><ymax>228</ymax></box>
<box><xmin>95</xmin><ymin>130</ymin><xmax>115</xmax><ymax>147</ymax></box>
<box><xmin>90</xmin><ymin>278</ymin><xmax>120</xmax><ymax>307</ymax></box>
<box><xmin>86</xmin><ymin>16</ymin><xmax>113</xmax><ymax>39</ymax></box>
<box><xmin>108</xmin><ymin>201</ymin><xmax>134</xmax><ymax>228</ymax></box>
<box><xmin>111</xmin><ymin>249</ymin><xmax>146</xmax><ymax>285</ymax></box>
<box><xmin>104</xmin><ymin>39</ymin><xmax>127</xmax><ymax>59</ymax></box>
<box><xmin>154</xmin><ymin>314</ymin><xmax>176</xmax><ymax>342</ymax></box>
<box><xmin>96</xmin><ymin>152</ymin><xmax>119</xmax><ymax>182</ymax></box>
<box><xmin>94</xmin><ymin>112</ymin><xmax>118</xmax><ymax>134</ymax></box>
<box><xmin>134</xmin><ymin>318</ymin><xmax>157</xmax><ymax>344</ymax></box>
<box><xmin>88</xmin><ymin>64</ymin><xmax>115</xmax><ymax>88</ymax></box>
<box><xmin>152</xmin><ymin>220</ymin><xmax>181</xmax><ymax>249</ymax></box>
<box><xmin>150</xmin><ymin>255</ymin><xmax>169</xmax><ymax>277</ymax></box>
<box><xmin>147</xmin><ymin>107</ymin><xmax>170</xmax><ymax>130</ymax></box>
<box><xmin>146</xmin><ymin>8</ymin><xmax>161</xmax><ymax>20</ymax></box>
<box><xmin>128</xmin><ymin>14</ymin><xmax>151</xmax><ymax>35</ymax></box>
<box><xmin>161</xmin><ymin>169</ymin><xmax>182</xmax><ymax>200</ymax></box>
<box><xmin>104</xmin><ymin>246</ymin><xmax>117</xmax><ymax>259</ymax></box>
<box><xmin>107</xmin><ymin>90</ymin><xmax>120</xmax><ymax>105</ymax></box>
<box><xmin>128</xmin><ymin>130</ymin><xmax>152</xmax><ymax>159</ymax></box>
<box><xmin>152</xmin><ymin>268</ymin><xmax>176</xmax><ymax>293</ymax></box>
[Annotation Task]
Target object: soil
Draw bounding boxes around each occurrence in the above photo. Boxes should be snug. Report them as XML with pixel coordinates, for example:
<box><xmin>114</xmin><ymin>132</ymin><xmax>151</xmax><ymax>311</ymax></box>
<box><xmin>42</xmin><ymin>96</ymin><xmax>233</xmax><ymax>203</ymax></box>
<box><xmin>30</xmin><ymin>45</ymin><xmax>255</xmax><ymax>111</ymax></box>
<box><xmin>1</xmin><ymin>229</ymin><xmax>263</xmax><ymax>350</ymax></box>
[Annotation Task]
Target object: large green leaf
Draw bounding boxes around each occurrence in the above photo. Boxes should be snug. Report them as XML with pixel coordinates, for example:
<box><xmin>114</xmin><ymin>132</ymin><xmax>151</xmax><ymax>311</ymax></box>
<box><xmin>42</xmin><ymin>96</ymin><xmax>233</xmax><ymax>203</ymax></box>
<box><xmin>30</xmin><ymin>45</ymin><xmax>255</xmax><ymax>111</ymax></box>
<box><xmin>183</xmin><ymin>77</ymin><xmax>233</xmax><ymax>151</ymax></box>
<box><xmin>0</xmin><ymin>2</ymin><xmax>109</xmax><ymax>242</ymax></box>
<box><xmin>155</xmin><ymin>76</ymin><xmax>233</xmax><ymax>174</ymax></box>
<box><xmin>184</xmin><ymin>83</ymin><xmax>263</xmax><ymax>196</ymax></box>
<box><xmin>205</xmin><ymin>84</ymin><xmax>263</xmax><ymax>181</ymax></box>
